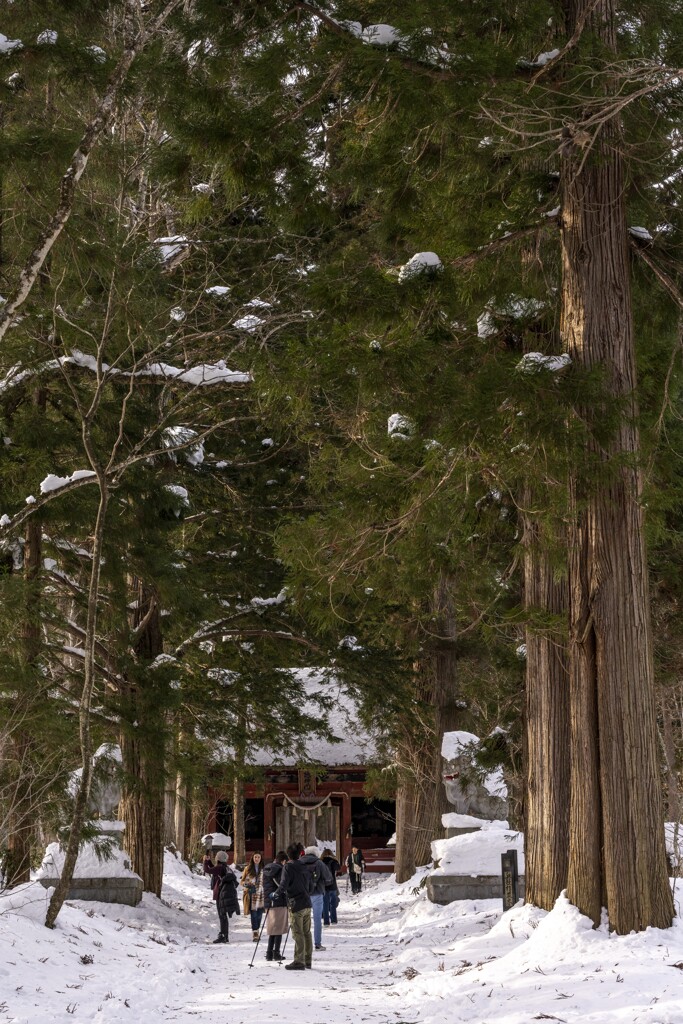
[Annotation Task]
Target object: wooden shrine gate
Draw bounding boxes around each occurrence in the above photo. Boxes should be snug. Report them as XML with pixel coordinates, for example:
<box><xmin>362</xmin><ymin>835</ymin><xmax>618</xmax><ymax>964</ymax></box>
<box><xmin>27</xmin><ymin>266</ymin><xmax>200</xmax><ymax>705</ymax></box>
<box><xmin>274</xmin><ymin>800</ymin><xmax>340</xmax><ymax>854</ymax></box>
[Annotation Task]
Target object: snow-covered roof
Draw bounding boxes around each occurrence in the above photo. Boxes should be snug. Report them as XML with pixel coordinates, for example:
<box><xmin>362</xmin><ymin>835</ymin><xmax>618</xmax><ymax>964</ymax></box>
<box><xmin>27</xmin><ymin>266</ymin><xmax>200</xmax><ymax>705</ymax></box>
<box><xmin>230</xmin><ymin>668</ymin><xmax>376</xmax><ymax>768</ymax></box>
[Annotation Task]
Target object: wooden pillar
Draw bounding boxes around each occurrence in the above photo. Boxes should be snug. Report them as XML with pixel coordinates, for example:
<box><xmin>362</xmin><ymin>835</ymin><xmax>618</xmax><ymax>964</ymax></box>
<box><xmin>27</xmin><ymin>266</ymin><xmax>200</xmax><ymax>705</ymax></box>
<box><xmin>341</xmin><ymin>792</ymin><xmax>352</xmax><ymax>862</ymax></box>
<box><xmin>264</xmin><ymin>793</ymin><xmax>275</xmax><ymax>860</ymax></box>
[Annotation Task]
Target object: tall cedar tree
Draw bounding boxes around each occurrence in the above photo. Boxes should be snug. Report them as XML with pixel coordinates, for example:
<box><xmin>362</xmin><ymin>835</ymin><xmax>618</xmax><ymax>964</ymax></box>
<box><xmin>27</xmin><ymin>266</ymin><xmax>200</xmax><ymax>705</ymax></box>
<box><xmin>202</xmin><ymin>2</ymin><xmax>683</xmax><ymax>924</ymax></box>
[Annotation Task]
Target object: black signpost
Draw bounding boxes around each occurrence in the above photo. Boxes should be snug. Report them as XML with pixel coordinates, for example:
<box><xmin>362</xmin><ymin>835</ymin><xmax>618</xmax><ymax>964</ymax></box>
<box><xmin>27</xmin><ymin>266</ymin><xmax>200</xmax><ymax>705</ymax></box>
<box><xmin>501</xmin><ymin>849</ymin><xmax>519</xmax><ymax>911</ymax></box>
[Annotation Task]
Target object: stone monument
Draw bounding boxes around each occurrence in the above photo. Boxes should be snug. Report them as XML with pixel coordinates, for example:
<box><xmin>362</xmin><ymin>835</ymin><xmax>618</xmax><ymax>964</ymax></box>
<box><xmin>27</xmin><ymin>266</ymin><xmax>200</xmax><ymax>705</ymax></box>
<box><xmin>427</xmin><ymin>731</ymin><xmax>525</xmax><ymax>906</ymax></box>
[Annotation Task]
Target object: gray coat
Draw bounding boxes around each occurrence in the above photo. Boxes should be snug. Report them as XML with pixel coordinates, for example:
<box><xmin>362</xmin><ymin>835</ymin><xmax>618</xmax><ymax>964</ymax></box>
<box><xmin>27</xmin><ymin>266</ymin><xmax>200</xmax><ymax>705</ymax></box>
<box><xmin>299</xmin><ymin>853</ymin><xmax>333</xmax><ymax>896</ymax></box>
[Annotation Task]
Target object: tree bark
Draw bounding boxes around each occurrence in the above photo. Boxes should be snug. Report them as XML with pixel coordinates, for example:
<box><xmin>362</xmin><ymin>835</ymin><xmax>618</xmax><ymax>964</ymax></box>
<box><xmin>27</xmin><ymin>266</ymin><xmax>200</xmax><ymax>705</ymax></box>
<box><xmin>4</xmin><ymin>515</ymin><xmax>42</xmax><ymax>888</ymax></box>
<box><xmin>394</xmin><ymin>777</ymin><xmax>422</xmax><ymax>884</ymax></box>
<box><xmin>173</xmin><ymin>774</ymin><xmax>188</xmax><ymax>858</ymax></box>
<box><xmin>522</xmin><ymin>508</ymin><xmax>570</xmax><ymax>910</ymax></box>
<box><xmin>394</xmin><ymin>576</ymin><xmax>459</xmax><ymax>884</ymax></box>
<box><xmin>46</xmin><ymin>485</ymin><xmax>108</xmax><ymax>927</ymax></box>
<box><xmin>561</xmin><ymin>0</ymin><xmax>674</xmax><ymax>933</ymax></box>
<box><xmin>119</xmin><ymin>582</ymin><xmax>165</xmax><ymax>896</ymax></box>
<box><xmin>233</xmin><ymin>775</ymin><xmax>245</xmax><ymax>866</ymax></box>
<box><xmin>189</xmin><ymin>788</ymin><xmax>212</xmax><ymax>861</ymax></box>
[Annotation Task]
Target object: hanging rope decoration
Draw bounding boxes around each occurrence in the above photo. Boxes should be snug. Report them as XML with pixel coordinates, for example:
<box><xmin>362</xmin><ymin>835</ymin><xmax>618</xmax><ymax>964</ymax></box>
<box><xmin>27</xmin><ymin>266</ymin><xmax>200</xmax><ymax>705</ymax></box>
<box><xmin>282</xmin><ymin>794</ymin><xmax>333</xmax><ymax>820</ymax></box>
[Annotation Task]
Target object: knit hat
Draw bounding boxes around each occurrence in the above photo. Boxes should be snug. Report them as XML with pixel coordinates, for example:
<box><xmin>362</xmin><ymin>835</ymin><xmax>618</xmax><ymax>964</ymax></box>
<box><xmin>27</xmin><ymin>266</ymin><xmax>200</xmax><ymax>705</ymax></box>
<box><xmin>304</xmin><ymin>846</ymin><xmax>319</xmax><ymax>856</ymax></box>
<box><xmin>216</xmin><ymin>850</ymin><xmax>228</xmax><ymax>863</ymax></box>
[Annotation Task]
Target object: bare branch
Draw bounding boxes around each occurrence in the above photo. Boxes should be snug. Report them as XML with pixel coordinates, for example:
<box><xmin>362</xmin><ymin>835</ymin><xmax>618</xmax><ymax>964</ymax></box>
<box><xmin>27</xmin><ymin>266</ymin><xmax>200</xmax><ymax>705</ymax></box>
<box><xmin>448</xmin><ymin>218</ymin><xmax>558</xmax><ymax>272</ymax></box>
<box><xmin>0</xmin><ymin>0</ymin><xmax>183</xmax><ymax>347</ymax></box>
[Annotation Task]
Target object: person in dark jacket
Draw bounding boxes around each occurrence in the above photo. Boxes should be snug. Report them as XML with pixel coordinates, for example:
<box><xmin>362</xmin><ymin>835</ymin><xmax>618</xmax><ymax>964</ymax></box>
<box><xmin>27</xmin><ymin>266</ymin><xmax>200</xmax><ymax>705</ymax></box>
<box><xmin>263</xmin><ymin>851</ymin><xmax>288</xmax><ymax>962</ymax></box>
<box><xmin>280</xmin><ymin>843</ymin><xmax>313</xmax><ymax>970</ymax></box>
<box><xmin>203</xmin><ymin>850</ymin><xmax>239</xmax><ymax>943</ymax></box>
<box><xmin>346</xmin><ymin>845</ymin><xmax>365</xmax><ymax>894</ymax></box>
<box><xmin>301</xmin><ymin>846</ymin><xmax>333</xmax><ymax>951</ymax></box>
<box><xmin>321</xmin><ymin>849</ymin><xmax>340</xmax><ymax>925</ymax></box>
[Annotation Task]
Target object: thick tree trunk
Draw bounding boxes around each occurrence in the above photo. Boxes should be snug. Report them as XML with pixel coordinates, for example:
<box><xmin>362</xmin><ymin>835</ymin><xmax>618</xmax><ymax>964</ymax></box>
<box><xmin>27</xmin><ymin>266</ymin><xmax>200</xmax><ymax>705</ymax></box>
<box><xmin>660</xmin><ymin>693</ymin><xmax>682</xmax><ymax>829</ymax></box>
<box><xmin>394</xmin><ymin>777</ymin><xmax>423</xmax><ymax>883</ymax></box>
<box><xmin>394</xmin><ymin>576</ymin><xmax>459</xmax><ymax>884</ymax></box>
<box><xmin>190</xmin><ymin>788</ymin><xmax>212</xmax><ymax>861</ymax></box>
<box><xmin>120</xmin><ymin>583</ymin><xmax>165</xmax><ymax>896</ymax></box>
<box><xmin>522</xmin><ymin>508</ymin><xmax>570</xmax><ymax>910</ymax></box>
<box><xmin>432</xmin><ymin>574</ymin><xmax>462</xmax><ymax>822</ymax></box>
<box><xmin>46</xmin><ymin>485</ymin><xmax>108</xmax><ymax>928</ymax></box>
<box><xmin>232</xmin><ymin>775</ymin><xmax>245</xmax><ymax>866</ymax></box>
<box><xmin>5</xmin><ymin>516</ymin><xmax>43</xmax><ymax>888</ymax></box>
<box><xmin>561</xmin><ymin>0</ymin><xmax>673</xmax><ymax>933</ymax></box>
<box><xmin>173</xmin><ymin>775</ymin><xmax>188</xmax><ymax>858</ymax></box>
<box><xmin>119</xmin><ymin>739</ymin><xmax>165</xmax><ymax>895</ymax></box>
<box><xmin>4</xmin><ymin>733</ymin><xmax>33</xmax><ymax>888</ymax></box>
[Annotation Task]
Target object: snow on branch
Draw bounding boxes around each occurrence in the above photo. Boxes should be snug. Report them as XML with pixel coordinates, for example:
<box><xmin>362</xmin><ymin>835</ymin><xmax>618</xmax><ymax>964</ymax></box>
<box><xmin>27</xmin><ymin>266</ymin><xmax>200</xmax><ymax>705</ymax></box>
<box><xmin>0</xmin><ymin>350</ymin><xmax>250</xmax><ymax>395</ymax></box>
<box><xmin>0</xmin><ymin>0</ymin><xmax>184</xmax><ymax>347</ymax></box>
<box><xmin>291</xmin><ymin>2</ymin><xmax>453</xmax><ymax>81</ymax></box>
<box><xmin>40</xmin><ymin>470</ymin><xmax>96</xmax><ymax>494</ymax></box>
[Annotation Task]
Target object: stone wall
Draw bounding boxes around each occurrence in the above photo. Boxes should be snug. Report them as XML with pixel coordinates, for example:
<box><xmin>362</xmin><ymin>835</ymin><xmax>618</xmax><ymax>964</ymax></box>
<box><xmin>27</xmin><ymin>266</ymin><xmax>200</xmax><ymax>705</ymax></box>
<box><xmin>38</xmin><ymin>876</ymin><xmax>143</xmax><ymax>907</ymax></box>
<box><xmin>427</xmin><ymin>872</ymin><xmax>525</xmax><ymax>905</ymax></box>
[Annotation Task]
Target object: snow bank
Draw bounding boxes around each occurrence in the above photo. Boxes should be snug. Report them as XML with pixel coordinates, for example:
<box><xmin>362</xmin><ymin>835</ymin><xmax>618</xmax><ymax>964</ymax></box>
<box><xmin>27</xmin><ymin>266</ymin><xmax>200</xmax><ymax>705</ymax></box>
<box><xmin>37</xmin><ymin>839</ymin><xmax>139</xmax><ymax>879</ymax></box>
<box><xmin>431</xmin><ymin>820</ymin><xmax>524</xmax><ymax>875</ymax></box>
<box><xmin>3</xmin><ymin>840</ymin><xmax>683</xmax><ymax>1024</ymax></box>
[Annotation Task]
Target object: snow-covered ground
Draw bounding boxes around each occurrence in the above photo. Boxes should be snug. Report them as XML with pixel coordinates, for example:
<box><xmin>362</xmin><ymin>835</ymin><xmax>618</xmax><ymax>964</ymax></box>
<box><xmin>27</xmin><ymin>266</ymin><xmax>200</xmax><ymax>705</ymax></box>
<box><xmin>2</xmin><ymin>853</ymin><xmax>683</xmax><ymax>1023</ymax></box>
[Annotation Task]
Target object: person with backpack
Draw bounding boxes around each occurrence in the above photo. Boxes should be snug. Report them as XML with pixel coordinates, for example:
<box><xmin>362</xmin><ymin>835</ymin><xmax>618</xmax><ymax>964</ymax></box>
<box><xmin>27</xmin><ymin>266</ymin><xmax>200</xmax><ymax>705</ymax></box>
<box><xmin>346</xmin><ymin>845</ymin><xmax>365</xmax><ymax>894</ymax></box>
<box><xmin>203</xmin><ymin>850</ymin><xmax>240</xmax><ymax>943</ymax></box>
<box><xmin>279</xmin><ymin>843</ymin><xmax>314</xmax><ymax>970</ymax></box>
<box><xmin>301</xmin><ymin>845</ymin><xmax>333</xmax><ymax>951</ymax></box>
<box><xmin>321</xmin><ymin>849</ymin><xmax>340</xmax><ymax>925</ymax></box>
<box><xmin>262</xmin><ymin>850</ymin><xmax>288</xmax><ymax>962</ymax></box>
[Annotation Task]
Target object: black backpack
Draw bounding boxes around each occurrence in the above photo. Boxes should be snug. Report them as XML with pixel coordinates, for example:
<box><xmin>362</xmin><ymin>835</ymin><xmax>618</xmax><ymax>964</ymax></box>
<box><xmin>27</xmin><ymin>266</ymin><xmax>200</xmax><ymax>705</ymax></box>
<box><xmin>306</xmin><ymin>861</ymin><xmax>319</xmax><ymax>893</ymax></box>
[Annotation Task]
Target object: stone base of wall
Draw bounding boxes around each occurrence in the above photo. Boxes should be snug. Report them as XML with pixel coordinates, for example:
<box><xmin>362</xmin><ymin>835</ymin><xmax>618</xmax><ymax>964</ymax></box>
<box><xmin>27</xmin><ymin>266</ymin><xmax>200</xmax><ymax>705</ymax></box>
<box><xmin>427</xmin><ymin>872</ymin><xmax>526</xmax><ymax>905</ymax></box>
<box><xmin>38</xmin><ymin>876</ymin><xmax>143</xmax><ymax>907</ymax></box>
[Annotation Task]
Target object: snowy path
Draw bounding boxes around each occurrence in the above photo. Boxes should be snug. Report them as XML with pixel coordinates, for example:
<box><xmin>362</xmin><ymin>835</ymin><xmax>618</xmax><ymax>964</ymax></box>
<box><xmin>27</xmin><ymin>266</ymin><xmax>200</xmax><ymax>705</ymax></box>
<box><xmin>2</xmin><ymin>863</ymin><xmax>426</xmax><ymax>1024</ymax></box>
<box><xmin>3</xmin><ymin>854</ymin><xmax>683</xmax><ymax>1024</ymax></box>
<box><xmin>154</xmin><ymin>871</ymin><xmax>417</xmax><ymax>1024</ymax></box>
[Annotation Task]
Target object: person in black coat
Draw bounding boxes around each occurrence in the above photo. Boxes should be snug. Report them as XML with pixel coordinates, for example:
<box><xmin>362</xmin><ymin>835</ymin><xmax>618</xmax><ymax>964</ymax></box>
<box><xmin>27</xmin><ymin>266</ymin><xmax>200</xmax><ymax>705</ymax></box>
<box><xmin>263</xmin><ymin>851</ymin><xmax>288</xmax><ymax>962</ymax></box>
<box><xmin>321</xmin><ymin>849</ymin><xmax>340</xmax><ymax>925</ymax></box>
<box><xmin>203</xmin><ymin>850</ymin><xmax>240</xmax><ymax>943</ymax></box>
<box><xmin>280</xmin><ymin>843</ymin><xmax>313</xmax><ymax>970</ymax></box>
<box><xmin>346</xmin><ymin>845</ymin><xmax>365</xmax><ymax>894</ymax></box>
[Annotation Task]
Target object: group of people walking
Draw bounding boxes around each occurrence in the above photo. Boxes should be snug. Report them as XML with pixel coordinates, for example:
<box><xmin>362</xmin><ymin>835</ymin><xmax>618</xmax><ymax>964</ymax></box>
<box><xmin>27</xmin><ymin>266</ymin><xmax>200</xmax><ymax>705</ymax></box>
<box><xmin>203</xmin><ymin>842</ymin><xmax>366</xmax><ymax>967</ymax></box>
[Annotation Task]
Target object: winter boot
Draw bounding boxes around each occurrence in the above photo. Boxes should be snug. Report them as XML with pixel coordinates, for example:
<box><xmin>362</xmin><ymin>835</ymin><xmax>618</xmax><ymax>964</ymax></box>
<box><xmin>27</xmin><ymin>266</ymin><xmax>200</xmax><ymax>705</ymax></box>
<box><xmin>252</xmin><ymin>930</ymin><xmax>259</xmax><ymax>941</ymax></box>
<box><xmin>265</xmin><ymin>936</ymin><xmax>275</xmax><ymax>961</ymax></box>
<box><xmin>272</xmin><ymin>935</ymin><xmax>284</xmax><ymax>962</ymax></box>
<box><xmin>212</xmin><ymin>934</ymin><xmax>227</xmax><ymax>944</ymax></box>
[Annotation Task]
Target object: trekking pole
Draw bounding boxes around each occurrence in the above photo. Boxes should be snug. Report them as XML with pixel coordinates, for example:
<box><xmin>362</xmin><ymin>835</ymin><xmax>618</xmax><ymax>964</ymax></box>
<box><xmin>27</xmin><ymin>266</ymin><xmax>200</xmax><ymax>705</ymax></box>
<box><xmin>278</xmin><ymin>924</ymin><xmax>291</xmax><ymax>965</ymax></box>
<box><xmin>248</xmin><ymin>909</ymin><xmax>268</xmax><ymax>968</ymax></box>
